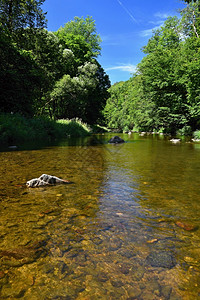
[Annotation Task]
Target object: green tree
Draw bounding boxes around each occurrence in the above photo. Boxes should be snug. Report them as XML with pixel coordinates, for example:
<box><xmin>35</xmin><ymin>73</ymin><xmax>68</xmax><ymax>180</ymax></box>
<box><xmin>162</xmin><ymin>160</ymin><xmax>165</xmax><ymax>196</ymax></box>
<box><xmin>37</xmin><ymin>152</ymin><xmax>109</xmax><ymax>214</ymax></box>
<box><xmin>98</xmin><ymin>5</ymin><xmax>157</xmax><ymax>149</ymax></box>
<box><xmin>56</xmin><ymin>16</ymin><xmax>102</xmax><ymax>59</ymax></box>
<box><xmin>50</xmin><ymin>61</ymin><xmax>110</xmax><ymax>123</ymax></box>
<box><xmin>181</xmin><ymin>0</ymin><xmax>200</xmax><ymax>38</ymax></box>
<box><xmin>0</xmin><ymin>0</ymin><xmax>47</xmax><ymax>34</ymax></box>
<box><xmin>0</xmin><ymin>30</ymin><xmax>44</xmax><ymax>115</ymax></box>
<box><xmin>56</xmin><ymin>32</ymin><xmax>93</xmax><ymax>71</ymax></box>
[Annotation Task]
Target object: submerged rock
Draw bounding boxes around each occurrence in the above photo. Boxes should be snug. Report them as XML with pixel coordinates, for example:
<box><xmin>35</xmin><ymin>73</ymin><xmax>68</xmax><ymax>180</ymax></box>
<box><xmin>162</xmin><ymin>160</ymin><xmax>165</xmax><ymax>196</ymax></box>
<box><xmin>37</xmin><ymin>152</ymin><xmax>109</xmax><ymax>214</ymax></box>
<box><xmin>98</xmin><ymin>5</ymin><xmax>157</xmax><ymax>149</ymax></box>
<box><xmin>175</xmin><ymin>221</ymin><xmax>199</xmax><ymax>231</ymax></box>
<box><xmin>118</xmin><ymin>249</ymin><xmax>136</xmax><ymax>258</ymax></box>
<box><xmin>111</xmin><ymin>279</ymin><xmax>124</xmax><ymax>287</ymax></box>
<box><xmin>26</xmin><ymin>174</ymin><xmax>71</xmax><ymax>187</ymax></box>
<box><xmin>97</xmin><ymin>272</ymin><xmax>109</xmax><ymax>282</ymax></box>
<box><xmin>0</xmin><ymin>239</ymin><xmax>48</xmax><ymax>267</ymax></box>
<box><xmin>146</xmin><ymin>251</ymin><xmax>176</xmax><ymax>269</ymax></box>
<box><xmin>108</xmin><ymin>136</ymin><xmax>125</xmax><ymax>144</ymax></box>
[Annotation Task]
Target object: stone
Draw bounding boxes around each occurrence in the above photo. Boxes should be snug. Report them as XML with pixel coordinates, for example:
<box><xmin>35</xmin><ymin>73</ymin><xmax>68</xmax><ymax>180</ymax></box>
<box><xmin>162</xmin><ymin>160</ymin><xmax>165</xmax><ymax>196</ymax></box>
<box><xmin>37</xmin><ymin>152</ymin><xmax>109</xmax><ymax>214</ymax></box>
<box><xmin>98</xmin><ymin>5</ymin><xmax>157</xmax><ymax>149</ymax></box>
<box><xmin>161</xmin><ymin>285</ymin><xmax>172</xmax><ymax>299</ymax></box>
<box><xmin>97</xmin><ymin>272</ymin><xmax>109</xmax><ymax>282</ymax></box>
<box><xmin>118</xmin><ymin>263</ymin><xmax>131</xmax><ymax>274</ymax></box>
<box><xmin>108</xmin><ymin>136</ymin><xmax>125</xmax><ymax>144</ymax></box>
<box><xmin>146</xmin><ymin>251</ymin><xmax>176</xmax><ymax>269</ymax></box>
<box><xmin>26</xmin><ymin>174</ymin><xmax>71</xmax><ymax>187</ymax></box>
<box><xmin>131</xmin><ymin>265</ymin><xmax>145</xmax><ymax>281</ymax></box>
<box><xmin>111</xmin><ymin>279</ymin><xmax>124</xmax><ymax>287</ymax></box>
<box><xmin>0</xmin><ymin>239</ymin><xmax>48</xmax><ymax>267</ymax></box>
<box><xmin>0</xmin><ymin>271</ymin><xmax>6</xmax><ymax>279</ymax></box>
<box><xmin>127</xmin><ymin>286</ymin><xmax>142</xmax><ymax>299</ymax></box>
<box><xmin>175</xmin><ymin>221</ymin><xmax>198</xmax><ymax>231</ymax></box>
<box><xmin>170</xmin><ymin>139</ymin><xmax>181</xmax><ymax>143</ymax></box>
<box><xmin>118</xmin><ymin>249</ymin><xmax>136</xmax><ymax>258</ymax></box>
<box><xmin>92</xmin><ymin>237</ymin><xmax>102</xmax><ymax>245</ymax></box>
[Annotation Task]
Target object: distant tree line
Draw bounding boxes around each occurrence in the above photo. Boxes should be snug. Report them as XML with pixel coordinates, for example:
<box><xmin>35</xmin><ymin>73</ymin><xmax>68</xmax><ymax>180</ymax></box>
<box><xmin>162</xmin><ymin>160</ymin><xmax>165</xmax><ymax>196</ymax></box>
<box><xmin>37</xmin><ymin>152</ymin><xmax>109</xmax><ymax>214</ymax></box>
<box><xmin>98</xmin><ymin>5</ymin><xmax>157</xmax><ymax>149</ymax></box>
<box><xmin>103</xmin><ymin>0</ymin><xmax>200</xmax><ymax>134</ymax></box>
<box><xmin>0</xmin><ymin>0</ymin><xmax>110</xmax><ymax>124</ymax></box>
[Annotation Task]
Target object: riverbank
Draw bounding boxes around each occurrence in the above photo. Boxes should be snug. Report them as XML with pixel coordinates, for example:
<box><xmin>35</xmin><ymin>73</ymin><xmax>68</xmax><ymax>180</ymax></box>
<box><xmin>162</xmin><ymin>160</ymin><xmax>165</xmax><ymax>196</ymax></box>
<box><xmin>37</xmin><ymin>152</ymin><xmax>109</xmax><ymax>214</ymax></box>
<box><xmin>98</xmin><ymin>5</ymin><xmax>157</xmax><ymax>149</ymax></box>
<box><xmin>0</xmin><ymin>113</ymin><xmax>91</xmax><ymax>145</ymax></box>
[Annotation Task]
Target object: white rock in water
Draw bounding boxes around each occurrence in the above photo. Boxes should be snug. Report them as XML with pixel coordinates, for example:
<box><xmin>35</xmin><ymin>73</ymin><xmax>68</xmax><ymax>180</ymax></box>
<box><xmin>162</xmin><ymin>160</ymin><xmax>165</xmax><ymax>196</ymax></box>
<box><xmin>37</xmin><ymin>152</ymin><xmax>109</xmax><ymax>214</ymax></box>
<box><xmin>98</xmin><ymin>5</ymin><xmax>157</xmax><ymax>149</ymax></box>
<box><xmin>26</xmin><ymin>174</ymin><xmax>70</xmax><ymax>188</ymax></box>
<box><xmin>26</xmin><ymin>178</ymin><xmax>50</xmax><ymax>187</ymax></box>
<box><xmin>170</xmin><ymin>139</ymin><xmax>181</xmax><ymax>143</ymax></box>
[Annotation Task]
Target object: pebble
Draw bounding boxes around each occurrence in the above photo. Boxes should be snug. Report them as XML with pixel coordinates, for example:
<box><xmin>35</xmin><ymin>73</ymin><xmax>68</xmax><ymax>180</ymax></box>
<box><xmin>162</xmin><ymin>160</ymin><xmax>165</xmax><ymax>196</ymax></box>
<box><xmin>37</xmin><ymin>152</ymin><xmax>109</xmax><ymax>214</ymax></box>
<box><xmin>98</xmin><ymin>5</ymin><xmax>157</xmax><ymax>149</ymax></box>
<box><xmin>131</xmin><ymin>266</ymin><xmax>145</xmax><ymax>281</ymax></box>
<box><xmin>92</xmin><ymin>237</ymin><xmax>102</xmax><ymax>245</ymax></box>
<box><xmin>127</xmin><ymin>286</ymin><xmax>142</xmax><ymax>299</ymax></box>
<box><xmin>161</xmin><ymin>285</ymin><xmax>172</xmax><ymax>299</ymax></box>
<box><xmin>0</xmin><ymin>271</ymin><xmax>5</xmax><ymax>279</ymax></box>
<box><xmin>175</xmin><ymin>221</ymin><xmax>198</xmax><ymax>231</ymax></box>
<box><xmin>111</xmin><ymin>279</ymin><xmax>124</xmax><ymax>287</ymax></box>
<box><xmin>146</xmin><ymin>251</ymin><xmax>176</xmax><ymax>269</ymax></box>
<box><xmin>118</xmin><ymin>249</ymin><xmax>136</xmax><ymax>258</ymax></box>
<box><xmin>97</xmin><ymin>272</ymin><xmax>109</xmax><ymax>282</ymax></box>
<box><xmin>118</xmin><ymin>263</ymin><xmax>130</xmax><ymax>274</ymax></box>
<box><xmin>147</xmin><ymin>239</ymin><xmax>158</xmax><ymax>244</ymax></box>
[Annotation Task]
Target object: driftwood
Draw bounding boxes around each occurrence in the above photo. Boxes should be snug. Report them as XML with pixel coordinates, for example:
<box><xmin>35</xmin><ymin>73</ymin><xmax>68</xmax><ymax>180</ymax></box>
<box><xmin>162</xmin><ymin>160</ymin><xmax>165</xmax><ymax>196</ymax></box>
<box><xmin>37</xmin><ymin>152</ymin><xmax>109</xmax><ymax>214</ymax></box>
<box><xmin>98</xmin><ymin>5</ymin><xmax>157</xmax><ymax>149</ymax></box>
<box><xmin>26</xmin><ymin>174</ymin><xmax>71</xmax><ymax>188</ymax></box>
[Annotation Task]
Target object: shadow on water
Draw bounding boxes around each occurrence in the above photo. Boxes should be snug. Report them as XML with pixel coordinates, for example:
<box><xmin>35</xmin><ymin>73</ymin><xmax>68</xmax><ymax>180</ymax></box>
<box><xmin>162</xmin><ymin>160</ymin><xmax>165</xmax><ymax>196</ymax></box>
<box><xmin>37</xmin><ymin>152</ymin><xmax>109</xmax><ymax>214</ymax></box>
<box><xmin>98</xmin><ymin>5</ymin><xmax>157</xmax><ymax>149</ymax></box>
<box><xmin>0</xmin><ymin>133</ymin><xmax>199</xmax><ymax>299</ymax></box>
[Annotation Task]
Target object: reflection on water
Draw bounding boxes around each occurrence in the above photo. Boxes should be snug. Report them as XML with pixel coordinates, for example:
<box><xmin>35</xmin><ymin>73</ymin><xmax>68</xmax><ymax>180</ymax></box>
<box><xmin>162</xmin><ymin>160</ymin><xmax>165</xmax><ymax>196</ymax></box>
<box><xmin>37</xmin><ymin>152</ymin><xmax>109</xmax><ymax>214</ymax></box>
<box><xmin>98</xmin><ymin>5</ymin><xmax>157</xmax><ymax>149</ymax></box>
<box><xmin>0</xmin><ymin>133</ymin><xmax>200</xmax><ymax>299</ymax></box>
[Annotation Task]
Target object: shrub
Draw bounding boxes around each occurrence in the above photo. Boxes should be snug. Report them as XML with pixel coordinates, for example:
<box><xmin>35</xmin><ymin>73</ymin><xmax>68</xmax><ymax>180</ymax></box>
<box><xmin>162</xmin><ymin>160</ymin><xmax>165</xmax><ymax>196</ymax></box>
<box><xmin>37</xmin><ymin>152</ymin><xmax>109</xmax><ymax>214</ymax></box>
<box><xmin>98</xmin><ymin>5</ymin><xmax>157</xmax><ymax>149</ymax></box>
<box><xmin>193</xmin><ymin>130</ymin><xmax>200</xmax><ymax>140</ymax></box>
<box><xmin>176</xmin><ymin>126</ymin><xmax>192</xmax><ymax>136</ymax></box>
<box><xmin>0</xmin><ymin>113</ymin><xmax>91</xmax><ymax>145</ymax></box>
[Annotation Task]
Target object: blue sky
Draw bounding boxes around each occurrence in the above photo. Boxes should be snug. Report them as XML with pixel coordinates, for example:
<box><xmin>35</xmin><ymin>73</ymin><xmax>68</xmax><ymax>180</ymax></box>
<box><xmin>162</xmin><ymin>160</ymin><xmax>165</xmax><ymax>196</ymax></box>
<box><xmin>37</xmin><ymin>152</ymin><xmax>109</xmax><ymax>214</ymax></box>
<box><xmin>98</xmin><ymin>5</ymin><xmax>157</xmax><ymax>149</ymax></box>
<box><xmin>42</xmin><ymin>0</ymin><xmax>185</xmax><ymax>84</ymax></box>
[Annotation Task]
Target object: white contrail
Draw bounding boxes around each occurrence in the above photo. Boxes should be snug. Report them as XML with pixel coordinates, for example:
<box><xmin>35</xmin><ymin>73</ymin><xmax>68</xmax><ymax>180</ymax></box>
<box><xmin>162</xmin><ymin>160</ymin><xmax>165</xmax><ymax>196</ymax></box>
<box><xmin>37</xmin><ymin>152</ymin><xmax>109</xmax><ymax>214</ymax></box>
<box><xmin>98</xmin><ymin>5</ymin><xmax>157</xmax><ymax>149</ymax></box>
<box><xmin>117</xmin><ymin>0</ymin><xmax>138</xmax><ymax>24</ymax></box>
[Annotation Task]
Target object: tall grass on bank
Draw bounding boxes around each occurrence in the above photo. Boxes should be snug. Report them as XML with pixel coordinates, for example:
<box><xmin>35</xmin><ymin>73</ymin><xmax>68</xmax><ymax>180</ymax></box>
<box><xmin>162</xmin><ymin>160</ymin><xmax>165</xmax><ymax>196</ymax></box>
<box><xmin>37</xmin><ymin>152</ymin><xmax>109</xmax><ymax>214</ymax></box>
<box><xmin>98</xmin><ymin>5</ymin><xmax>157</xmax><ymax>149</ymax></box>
<box><xmin>0</xmin><ymin>113</ymin><xmax>91</xmax><ymax>145</ymax></box>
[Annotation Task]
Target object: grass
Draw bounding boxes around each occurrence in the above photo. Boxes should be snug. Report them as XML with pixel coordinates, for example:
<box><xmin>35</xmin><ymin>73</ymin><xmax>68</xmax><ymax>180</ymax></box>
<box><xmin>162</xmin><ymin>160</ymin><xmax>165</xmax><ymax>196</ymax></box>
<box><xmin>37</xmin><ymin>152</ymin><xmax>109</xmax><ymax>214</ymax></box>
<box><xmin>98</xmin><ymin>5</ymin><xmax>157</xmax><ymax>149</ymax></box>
<box><xmin>0</xmin><ymin>113</ymin><xmax>91</xmax><ymax>145</ymax></box>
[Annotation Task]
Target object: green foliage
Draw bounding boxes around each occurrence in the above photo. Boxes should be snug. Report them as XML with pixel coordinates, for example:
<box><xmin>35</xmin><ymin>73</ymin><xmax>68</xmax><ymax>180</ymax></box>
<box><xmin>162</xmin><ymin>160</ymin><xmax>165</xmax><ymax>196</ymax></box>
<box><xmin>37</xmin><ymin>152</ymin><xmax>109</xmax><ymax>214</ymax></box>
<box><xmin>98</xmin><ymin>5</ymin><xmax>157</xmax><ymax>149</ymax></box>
<box><xmin>0</xmin><ymin>30</ymin><xmax>44</xmax><ymax>116</ymax></box>
<box><xmin>0</xmin><ymin>3</ymin><xmax>110</xmax><ymax>125</ymax></box>
<box><xmin>177</xmin><ymin>125</ymin><xmax>192</xmax><ymax>136</ymax></box>
<box><xmin>104</xmin><ymin>10</ymin><xmax>200</xmax><ymax>134</ymax></box>
<box><xmin>56</xmin><ymin>16</ymin><xmax>101</xmax><ymax>58</ymax></box>
<box><xmin>50</xmin><ymin>61</ymin><xmax>110</xmax><ymax>124</ymax></box>
<box><xmin>0</xmin><ymin>113</ymin><xmax>90</xmax><ymax>144</ymax></box>
<box><xmin>0</xmin><ymin>0</ymin><xmax>47</xmax><ymax>34</ymax></box>
<box><xmin>55</xmin><ymin>32</ymin><xmax>93</xmax><ymax>69</ymax></box>
<box><xmin>193</xmin><ymin>129</ymin><xmax>200</xmax><ymax>139</ymax></box>
<box><xmin>181</xmin><ymin>1</ymin><xmax>200</xmax><ymax>38</ymax></box>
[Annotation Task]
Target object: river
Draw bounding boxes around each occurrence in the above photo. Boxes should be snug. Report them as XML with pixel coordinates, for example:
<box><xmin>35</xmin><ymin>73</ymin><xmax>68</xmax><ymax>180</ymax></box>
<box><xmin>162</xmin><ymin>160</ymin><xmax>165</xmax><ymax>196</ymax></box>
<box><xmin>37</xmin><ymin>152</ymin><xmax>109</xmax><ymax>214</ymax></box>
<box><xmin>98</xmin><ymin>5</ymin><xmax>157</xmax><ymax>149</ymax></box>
<box><xmin>0</xmin><ymin>133</ymin><xmax>199</xmax><ymax>299</ymax></box>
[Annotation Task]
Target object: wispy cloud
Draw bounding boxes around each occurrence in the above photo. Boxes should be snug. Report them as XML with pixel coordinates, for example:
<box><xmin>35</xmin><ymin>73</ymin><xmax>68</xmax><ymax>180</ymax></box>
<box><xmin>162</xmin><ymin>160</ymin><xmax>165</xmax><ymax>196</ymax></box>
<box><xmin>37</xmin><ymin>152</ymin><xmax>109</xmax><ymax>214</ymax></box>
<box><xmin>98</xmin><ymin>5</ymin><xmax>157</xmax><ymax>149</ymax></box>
<box><xmin>140</xmin><ymin>26</ymin><xmax>160</xmax><ymax>37</ymax></box>
<box><xmin>149</xmin><ymin>20</ymin><xmax>164</xmax><ymax>26</ymax></box>
<box><xmin>140</xmin><ymin>11</ymin><xmax>169</xmax><ymax>37</ymax></box>
<box><xmin>116</xmin><ymin>0</ymin><xmax>138</xmax><ymax>24</ymax></box>
<box><xmin>106</xmin><ymin>64</ymin><xmax>137</xmax><ymax>73</ymax></box>
<box><xmin>154</xmin><ymin>12</ymin><xmax>169</xmax><ymax>19</ymax></box>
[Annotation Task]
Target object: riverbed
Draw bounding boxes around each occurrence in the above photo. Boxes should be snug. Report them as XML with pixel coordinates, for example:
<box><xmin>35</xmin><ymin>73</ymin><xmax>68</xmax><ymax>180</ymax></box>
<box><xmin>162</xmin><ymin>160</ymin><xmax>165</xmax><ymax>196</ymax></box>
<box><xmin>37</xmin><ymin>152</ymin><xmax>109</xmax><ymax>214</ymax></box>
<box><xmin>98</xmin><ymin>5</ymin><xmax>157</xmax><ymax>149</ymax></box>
<box><xmin>0</xmin><ymin>133</ymin><xmax>199</xmax><ymax>299</ymax></box>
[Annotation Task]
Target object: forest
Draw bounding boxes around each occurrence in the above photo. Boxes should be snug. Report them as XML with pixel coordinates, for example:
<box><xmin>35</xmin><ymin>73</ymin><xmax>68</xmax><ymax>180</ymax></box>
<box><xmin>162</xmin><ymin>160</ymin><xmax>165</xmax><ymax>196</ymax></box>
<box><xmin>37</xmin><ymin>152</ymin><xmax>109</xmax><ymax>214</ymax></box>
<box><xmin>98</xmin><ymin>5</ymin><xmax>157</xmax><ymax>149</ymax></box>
<box><xmin>0</xmin><ymin>0</ymin><xmax>200</xmax><ymax>143</ymax></box>
<box><xmin>104</xmin><ymin>0</ymin><xmax>200</xmax><ymax>136</ymax></box>
<box><xmin>0</xmin><ymin>0</ymin><xmax>110</xmax><ymax>127</ymax></box>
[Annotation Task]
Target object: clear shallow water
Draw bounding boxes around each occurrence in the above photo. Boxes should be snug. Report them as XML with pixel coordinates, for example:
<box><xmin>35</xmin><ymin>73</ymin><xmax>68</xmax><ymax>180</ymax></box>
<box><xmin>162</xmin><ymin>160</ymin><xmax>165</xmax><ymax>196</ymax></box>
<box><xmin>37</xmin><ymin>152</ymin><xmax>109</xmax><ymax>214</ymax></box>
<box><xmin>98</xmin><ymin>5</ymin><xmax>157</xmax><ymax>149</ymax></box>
<box><xmin>0</xmin><ymin>133</ymin><xmax>200</xmax><ymax>299</ymax></box>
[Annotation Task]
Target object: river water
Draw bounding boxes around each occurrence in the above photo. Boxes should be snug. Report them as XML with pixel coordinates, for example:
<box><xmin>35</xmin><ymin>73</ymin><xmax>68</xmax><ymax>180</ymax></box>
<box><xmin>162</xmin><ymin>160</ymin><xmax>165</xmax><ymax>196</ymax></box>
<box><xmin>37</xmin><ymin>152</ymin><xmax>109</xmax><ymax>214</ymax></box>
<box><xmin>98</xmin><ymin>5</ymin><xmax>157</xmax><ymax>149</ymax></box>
<box><xmin>0</xmin><ymin>133</ymin><xmax>200</xmax><ymax>299</ymax></box>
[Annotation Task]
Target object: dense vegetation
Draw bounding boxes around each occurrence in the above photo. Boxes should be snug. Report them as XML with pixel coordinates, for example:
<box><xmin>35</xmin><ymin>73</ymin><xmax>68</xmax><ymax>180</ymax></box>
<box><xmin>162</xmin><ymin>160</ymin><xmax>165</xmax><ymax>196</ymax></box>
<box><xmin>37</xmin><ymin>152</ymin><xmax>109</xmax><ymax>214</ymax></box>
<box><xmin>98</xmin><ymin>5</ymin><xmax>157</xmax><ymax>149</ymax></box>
<box><xmin>1</xmin><ymin>0</ymin><xmax>200</xmax><ymax>142</ymax></box>
<box><xmin>104</xmin><ymin>0</ymin><xmax>200</xmax><ymax>135</ymax></box>
<box><xmin>0</xmin><ymin>0</ymin><xmax>110</xmax><ymax>127</ymax></box>
<box><xmin>0</xmin><ymin>113</ymin><xmax>91</xmax><ymax>145</ymax></box>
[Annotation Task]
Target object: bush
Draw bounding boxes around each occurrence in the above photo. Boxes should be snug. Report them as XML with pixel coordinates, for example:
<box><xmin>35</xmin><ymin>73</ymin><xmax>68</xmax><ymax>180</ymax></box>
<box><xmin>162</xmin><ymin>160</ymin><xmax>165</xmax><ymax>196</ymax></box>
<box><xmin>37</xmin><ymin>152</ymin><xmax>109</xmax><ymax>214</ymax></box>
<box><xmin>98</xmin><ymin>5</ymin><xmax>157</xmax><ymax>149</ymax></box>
<box><xmin>0</xmin><ymin>113</ymin><xmax>91</xmax><ymax>145</ymax></box>
<box><xmin>193</xmin><ymin>130</ymin><xmax>200</xmax><ymax>140</ymax></box>
<box><xmin>176</xmin><ymin>125</ymin><xmax>192</xmax><ymax>136</ymax></box>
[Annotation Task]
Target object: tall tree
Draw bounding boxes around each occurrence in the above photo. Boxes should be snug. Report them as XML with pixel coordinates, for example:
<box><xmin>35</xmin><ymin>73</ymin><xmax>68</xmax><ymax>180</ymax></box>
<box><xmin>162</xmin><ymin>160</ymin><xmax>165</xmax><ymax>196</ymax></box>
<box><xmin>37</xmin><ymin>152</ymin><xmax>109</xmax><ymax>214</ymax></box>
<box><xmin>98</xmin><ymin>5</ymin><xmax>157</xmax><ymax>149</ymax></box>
<box><xmin>56</xmin><ymin>16</ymin><xmax>102</xmax><ymax>59</ymax></box>
<box><xmin>0</xmin><ymin>0</ymin><xmax>47</xmax><ymax>34</ymax></box>
<box><xmin>0</xmin><ymin>30</ymin><xmax>44</xmax><ymax>115</ymax></box>
<box><xmin>181</xmin><ymin>0</ymin><xmax>200</xmax><ymax>38</ymax></box>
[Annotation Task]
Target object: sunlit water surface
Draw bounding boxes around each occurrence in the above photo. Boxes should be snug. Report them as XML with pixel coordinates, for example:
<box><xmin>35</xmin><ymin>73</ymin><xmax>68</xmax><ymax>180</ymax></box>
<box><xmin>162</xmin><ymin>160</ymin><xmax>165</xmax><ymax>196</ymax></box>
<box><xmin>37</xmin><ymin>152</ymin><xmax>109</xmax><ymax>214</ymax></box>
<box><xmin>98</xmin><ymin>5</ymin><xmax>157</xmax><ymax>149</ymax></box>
<box><xmin>0</xmin><ymin>133</ymin><xmax>200</xmax><ymax>299</ymax></box>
